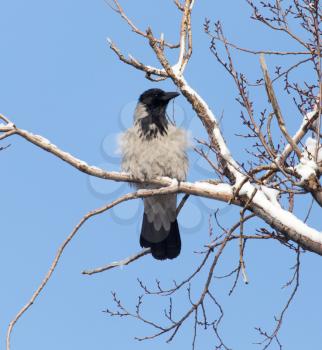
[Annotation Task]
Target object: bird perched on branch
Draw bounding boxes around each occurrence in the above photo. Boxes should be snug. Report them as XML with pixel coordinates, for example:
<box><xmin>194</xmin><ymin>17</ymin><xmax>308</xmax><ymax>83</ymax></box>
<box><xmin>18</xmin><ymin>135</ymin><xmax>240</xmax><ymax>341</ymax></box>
<box><xmin>120</xmin><ymin>88</ymin><xmax>189</xmax><ymax>260</ymax></box>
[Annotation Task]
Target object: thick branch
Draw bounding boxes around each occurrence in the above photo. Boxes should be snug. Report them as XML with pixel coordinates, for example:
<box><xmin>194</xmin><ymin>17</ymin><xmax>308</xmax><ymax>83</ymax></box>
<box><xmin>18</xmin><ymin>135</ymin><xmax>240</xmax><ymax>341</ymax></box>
<box><xmin>1</xmin><ymin>121</ymin><xmax>236</xmax><ymax>202</ymax></box>
<box><xmin>245</xmin><ymin>185</ymin><xmax>322</xmax><ymax>254</ymax></box>
<box><xmin>146</xmin><ymin>28</ymin><xmax>244</xmax><ymax>184</ymax></box>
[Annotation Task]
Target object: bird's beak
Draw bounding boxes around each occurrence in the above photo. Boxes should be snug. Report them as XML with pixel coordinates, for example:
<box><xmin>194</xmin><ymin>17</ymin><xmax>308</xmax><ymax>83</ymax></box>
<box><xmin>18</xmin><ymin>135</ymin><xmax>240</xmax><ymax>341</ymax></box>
<box><xmin>162</xmin><ymin>91</ymin><xmax>180</xmax><ymax>102</ymax></box>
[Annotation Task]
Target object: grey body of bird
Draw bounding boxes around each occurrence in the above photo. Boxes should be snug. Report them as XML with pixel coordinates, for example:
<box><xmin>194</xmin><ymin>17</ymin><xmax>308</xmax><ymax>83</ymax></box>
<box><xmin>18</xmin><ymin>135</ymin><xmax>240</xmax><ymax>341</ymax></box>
<box><xmin>119</xmin><ymin>89</ymin><xmax>189</xmax><ymax>259</ymax></box>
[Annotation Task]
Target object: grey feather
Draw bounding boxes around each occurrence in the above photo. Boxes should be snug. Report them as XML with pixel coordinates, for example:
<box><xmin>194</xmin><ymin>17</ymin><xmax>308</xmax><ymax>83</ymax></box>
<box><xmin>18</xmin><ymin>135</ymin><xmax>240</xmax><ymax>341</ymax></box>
<box><xmin>119</xmin><ymin>103</ymin><xmax>189</xmax><ymax>182</ymax></box>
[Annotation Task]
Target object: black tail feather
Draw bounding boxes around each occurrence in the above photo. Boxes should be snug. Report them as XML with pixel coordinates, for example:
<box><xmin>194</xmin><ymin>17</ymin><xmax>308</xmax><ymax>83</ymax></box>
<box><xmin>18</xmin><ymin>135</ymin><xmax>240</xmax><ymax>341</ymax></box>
<box><xmin>140</xmin><ymin>215</ymin><xmax>181</xmax><ymax>260</ymax></box>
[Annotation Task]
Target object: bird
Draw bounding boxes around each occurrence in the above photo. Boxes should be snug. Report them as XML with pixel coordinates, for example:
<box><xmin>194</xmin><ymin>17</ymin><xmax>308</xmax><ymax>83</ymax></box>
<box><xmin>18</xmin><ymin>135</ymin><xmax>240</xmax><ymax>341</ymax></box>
<box><xmin>119</xmin><ymin>88</ymin><xmax>189</xmax><ymax>260</ymax></box>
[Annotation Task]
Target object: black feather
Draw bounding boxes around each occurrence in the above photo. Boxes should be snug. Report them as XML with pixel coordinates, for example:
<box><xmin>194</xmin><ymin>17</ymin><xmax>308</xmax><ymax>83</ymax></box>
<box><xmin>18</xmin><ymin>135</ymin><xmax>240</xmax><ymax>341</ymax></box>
<box><xmin>140</xmin><ymin>213</ymin><xmax>181</xmax><ymax>260</ymax></box>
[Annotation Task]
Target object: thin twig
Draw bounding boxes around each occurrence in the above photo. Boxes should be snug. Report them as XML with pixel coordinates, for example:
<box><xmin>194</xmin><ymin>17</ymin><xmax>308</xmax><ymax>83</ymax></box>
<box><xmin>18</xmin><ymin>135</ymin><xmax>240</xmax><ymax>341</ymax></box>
<box><xmin>6</xmin><ymin>185</ymin><xmax>185</xmax><ymax>350</ymax></box>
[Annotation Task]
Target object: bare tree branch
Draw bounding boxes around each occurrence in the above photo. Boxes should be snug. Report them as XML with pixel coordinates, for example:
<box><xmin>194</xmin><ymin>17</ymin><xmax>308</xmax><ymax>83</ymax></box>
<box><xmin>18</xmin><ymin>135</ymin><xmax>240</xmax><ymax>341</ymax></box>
<box><xmin>5</xmin><ymin>184</ymin><xmax>195</xmax><ymax>350</ymax></box>
<box><xmin>260</xmin><ymin>54</ymin><xmax>302</xmax><ymax>159</ymax></box>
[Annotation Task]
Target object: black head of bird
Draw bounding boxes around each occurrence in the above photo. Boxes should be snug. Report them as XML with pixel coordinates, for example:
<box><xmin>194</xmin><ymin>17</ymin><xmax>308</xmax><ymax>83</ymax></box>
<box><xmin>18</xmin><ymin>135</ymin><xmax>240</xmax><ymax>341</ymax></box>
<box><xmin>136</xmin><ymin>88</ymin><xmax>180</xmax><ymax>139</ymax></box>
<box><xmin>139</xmin><ymin>88</ymin><xmax>180</xmax><ymax>106</ymax></box>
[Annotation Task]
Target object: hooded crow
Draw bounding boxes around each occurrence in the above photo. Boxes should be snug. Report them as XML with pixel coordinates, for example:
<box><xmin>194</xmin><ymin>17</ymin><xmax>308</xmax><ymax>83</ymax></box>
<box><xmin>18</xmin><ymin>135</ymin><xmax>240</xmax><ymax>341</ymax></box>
<box><xmin>119</xmin><ymin>88</ymin><xmax>189</xmax><ymax>260</ymax></box>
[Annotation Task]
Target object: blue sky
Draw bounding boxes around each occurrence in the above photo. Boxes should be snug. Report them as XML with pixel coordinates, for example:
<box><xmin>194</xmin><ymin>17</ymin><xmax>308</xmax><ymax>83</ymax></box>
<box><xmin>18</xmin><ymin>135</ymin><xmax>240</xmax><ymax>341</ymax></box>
<box><xmin>1</xmin><ymin>1</ymin><xmax>322</xmax><ymax>349</ymax></box>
